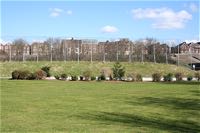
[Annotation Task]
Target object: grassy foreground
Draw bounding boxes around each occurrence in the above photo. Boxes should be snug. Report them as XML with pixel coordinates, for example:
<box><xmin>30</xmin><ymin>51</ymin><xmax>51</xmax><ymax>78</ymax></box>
<box><xmin>1</xmin><ymin>80</ymin><xmax>200</xmax><ymax>133</ymax></box>
<box><xmin>0</xmin><ymin>61</ymin><xmax>195</xmax><ymax>77</ymax></box>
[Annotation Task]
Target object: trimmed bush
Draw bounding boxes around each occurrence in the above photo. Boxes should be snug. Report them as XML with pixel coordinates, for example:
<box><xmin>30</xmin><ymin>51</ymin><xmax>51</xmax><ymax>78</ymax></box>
<box><xmin>175</xmin><ymin>72</ymin><xmax>183</xmax><ymax>81</ymax></box>
<box><xmin>19</xmin><ymin>70</ymin><xmax>31</xmax><ymax>80</ymax></box>
<box><xmin>12</xmin><ymin>70</ymin><xmax>20</xmax><ymax>79</ymax></box>
<box><xmin>112</xmin><ymin>62</ymin><xmax>125</xmax><ymax>80</ymax></box>
<box><xmin>54</xmin><ymin>75</ymin><xmax>60</xmax><ymax>80</ymax></box>
<box><xmin>61</xmin><ymin>73</ymin><xmax>67</xmax><ymax>80</ymax></box>
<box><xmin>136</xmin><ymin>74</ymin><xmax>142</xmax><ymax>82</ymax></box>
<box><xmin>41</xmin><ymin>66</ymin><xmax>51</xmax><ymax>77</ymax></box>
<box><xmin>109</xmin><ymin>74</ymin><xmax>113</xmax><ymax>81</ymax></box>
<box><xmin>98</xmin><ymin>74</ymin><xmax>106</xmax><ymax>81</ymax></box>
<box><xmin>11</xmin><ymin>70</ymin><xmax>31</xmax><ymax>80</ymax></box>
<box><xmin>79</xmin><ymin>76</ymin><xmax>84</xmax><ymax>81</ymax></box>
<box><xmin>127</xmin><ymin>73</ymin><xmax>135</xmax><ymax>82</ymax></box>
<box><xmin>83</xmin><ymin>70</ymin><xmax>92</xmax><ymax>81</ymax></box>
<box><xmin>101</xmin><ymin>67</ymin><xmax>112</xmax><ymax>78</ymax></box>
<box><xmin>187</xmin><ymin>75</ymin><xmax>193</xmax><ymax>81</ymax></box>
<box><xmin>35</xmin><ymin>70</ymin><xmax>47</xmax><ymax>80</ymax></box>
<box><xmin>195</xmin><ymin>72</ymin><xmax>200</xmax><ymax>81</ymax></box>
<box><xmin>71</xmin><ymin>75</ymin><xmax>78</xmax><ymax>81</ymax></box>
<box><xmin>91</xmin><ymin>76</ymin><xmax>96</xmax><ymax>81</ymax></box>
<box><xmin>163</xmin><ymin>73</ymin><xmax>173</xmax><ymax>82</ymax></box>
<box><xmin>152</xmin><ymin>73</ymin><xmax>162</xmax><ymax>82</ymax></box>
<box><xmin>27</xmin><ymin>73</ymin><xmax>36</xmax><ymax>80</ymax></box>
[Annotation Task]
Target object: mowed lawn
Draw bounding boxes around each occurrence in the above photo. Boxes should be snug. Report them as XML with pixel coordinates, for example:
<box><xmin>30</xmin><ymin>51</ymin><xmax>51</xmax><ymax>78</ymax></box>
<box><xmin>1</xmin><ymin>80</ymin><xmax>200</xmax><ymax>133</ymax></box>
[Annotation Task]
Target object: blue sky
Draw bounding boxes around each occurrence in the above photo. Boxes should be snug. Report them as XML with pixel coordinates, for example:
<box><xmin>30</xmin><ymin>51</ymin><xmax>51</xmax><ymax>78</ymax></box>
<box><xmin>1</xmin><ymin>0</ymin><xmax>199</xmax><ymax>43</ymax></box>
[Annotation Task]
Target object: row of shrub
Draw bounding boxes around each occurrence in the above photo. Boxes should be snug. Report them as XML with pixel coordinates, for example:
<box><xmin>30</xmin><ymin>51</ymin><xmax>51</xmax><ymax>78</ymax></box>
<box><xmin>53</xmin><ymin>73</ymin><xmax>143</xmax><ymax>82</ymax></box>
<box><xmin>53</xmin><ymin>72</ymin><xmax>199</xmax><ymax>82</ymax></box>
<box><xmin>54</xmin><ymin>72</ymin><xmax>107</xmax><ymax>81</ymax></box>
<box><xmin>152</xmin><ymin>72</ymin><xmax>200</xmax><ymax>82</ymax></box>
<box><xmin>11</xmin><ymin>62</ymin><xmax>200</xmax><ymax>82</ymax></box>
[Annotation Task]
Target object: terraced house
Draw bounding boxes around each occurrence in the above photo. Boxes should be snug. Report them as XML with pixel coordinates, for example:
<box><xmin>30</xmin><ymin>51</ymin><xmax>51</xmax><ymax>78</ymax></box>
<box><xmin>0</xmin><ymin>38</ymin><xmax>200</xmax><ymax>63</ymax></box>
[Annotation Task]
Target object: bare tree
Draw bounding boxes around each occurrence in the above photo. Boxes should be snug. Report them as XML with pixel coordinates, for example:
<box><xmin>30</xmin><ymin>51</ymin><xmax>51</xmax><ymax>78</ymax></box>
<box><xmin>44</xmin><ymin>38</ymin><xmax>63</xmax><ymax>61</ymax></box>
<box><xmin>12</xmin><ymin>38</ymin><xmax>28</xmax><ymax>61</ymax></box>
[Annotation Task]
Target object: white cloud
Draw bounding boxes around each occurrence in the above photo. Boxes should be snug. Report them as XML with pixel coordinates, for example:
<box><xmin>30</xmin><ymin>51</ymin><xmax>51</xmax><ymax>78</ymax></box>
<box><xmin>131</xmin><ymin>8</ymin><xmax>192</xmax><ymax>29</ymax></box>
<box><xmin>189</xmin><ymin>3</ymin><xmax>198</xmax><ymax>12</ymax></box>
<box><xmin>50</xmin><ymin>8</ymin><xmax>63</xmax><ymax>17</ymax></box>
<box><xmin>50</xmin><ymin>8</ymin><xmax>72</xmax><ymax>17</ymax></box>
<box><xmin>66</xmin><ymin>10</ymin><xmax>72</xmax><ymax>15</ymax></box>
<box><xmin>50</xmin><ymin>12</ymin><xmax>60</xmax><ymax>17</ymax></box>
<box><xmin>101</xmin><ymin>25</ymin><xmax>118</xmax><ymax>33</ymax></box>
<box><xmin>53</xmin><ymin>8</ymin><xmax>63</xmax><ymax>13</ymax></box>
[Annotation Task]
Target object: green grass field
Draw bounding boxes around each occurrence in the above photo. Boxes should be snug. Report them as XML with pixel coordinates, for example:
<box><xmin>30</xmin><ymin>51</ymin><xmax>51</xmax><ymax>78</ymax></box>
<box><xmin>0</xmin><ymin>61</ymin><xmax>195</xmax><ymax>77</ymax></box>
<box><xmin>1</xmin><ymin>80</ymin><xmax>200</xmax><ymax>133</ymax></box>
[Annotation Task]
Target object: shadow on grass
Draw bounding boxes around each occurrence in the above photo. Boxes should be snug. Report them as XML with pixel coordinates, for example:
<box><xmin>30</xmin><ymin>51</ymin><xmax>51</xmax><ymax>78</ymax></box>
<box><xmin>77</xmin><ymin>111</ymin><xmax>200</xmax><ymax>133</ymax></box>
<box><xmin>127</xmin><ymin>97</ymin><xmax>200</xmax><ymax>111</ymax></box>
<box><xmin>190</xmin><ymin>90</ymin><xmax>200</xmax><ymax>96</ymax></box>
<box><xmin>160</xmin><ymin>81</ymin><xmax>200</xmax><ymax>85</ymax></box>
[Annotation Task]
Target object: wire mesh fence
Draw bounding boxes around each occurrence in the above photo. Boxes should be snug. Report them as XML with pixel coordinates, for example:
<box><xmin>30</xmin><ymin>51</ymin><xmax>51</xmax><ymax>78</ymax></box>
<box><xmin>0</xmin><ymin>37</ymin><xmax>199</xmax><ymax>65</ymax></box>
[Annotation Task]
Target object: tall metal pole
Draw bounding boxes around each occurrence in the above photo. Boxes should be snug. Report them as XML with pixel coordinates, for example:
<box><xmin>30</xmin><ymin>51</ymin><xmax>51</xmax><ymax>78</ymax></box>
<box><xmin>141</xmin><ymin>46</ymin><xmax>144</xmax><ymax>63</ymax></box>
<box><xmin>37</xmin><ymin>53</ymin><xmax>38</xmax><ymax>63</ymax></box>
<box><xmin>116</xmin><ymin>42</ymin><xmax>119</xmax><ymax>61</ymax></box>
<box><xmin>23</xmin><ymin>46</ymin><xmax>25</xmax><ymax>62</ymax></box>
<box><xmin>131</xmin><ymin>41</ymin><xmax>134</xmax><ymax>62</ymax></box>
<box><xmin>190</xmin><ymin>46</ymin><xmax>192</xmax><ymax>69</ymax></box>
<box><xmin>177</xmin><ymin>43</ymin><xmax>179</xmax><ymax>66</ymax></box>
<box><xmin>66</xmin><ymin>41</ymin><xmax>68</xmax><ymax>62</ymax></box>
<box><xmin>129</xmin><ymin>41</ymin><xmax>132</xmax><ymax>63</ymax></box>
<box><xmin>50</xmin><ymin>40</ymin><xmax>53</xmax><ymax>63</ymax></box>
<box><xmin>141</xmin><ymin>41</ymin><xmax>145</xmax><ymax>64</ymax></box>
<box><xmin>103</xmin><ymin>43</ymin><xmax>106</xmax><ymax>62</ymax></box>
<box><xmin>90</xmin><ymin>41</ymin><xmax>93</xmax><ymax>63</ymax></box>
<box><xmin>63</xmin><ymin>41</ymin><xmax>66</xmax><ymax>63</ymax></box>
<box><xmin>77</xmin><ymin>40</ymin><xmax>80</xmax><ymax>64</ymax></box>
<box><xmin>9</xmin><ymin>44</ymin><xmax>11</xmax><ymax>62</ymax></box>
<box><xmin>177</xmin><ymin>41</ymin><xmax>180</xmax><ymax>66</ymax></box>
<box><xmin>153</xmin><ymin>44</ymin><xmax>156</xmax><ymax>63</ymax></box>
<box><xmin>165</xmin><ymin>43</ymin><xmax>168</xmax><ymax>64</ymax></box>
<box><xmin>36</xmin><ymin>44</ymin><xmax>39</xmax><ymax>63</ymax></box>
<box><xmin>169</xmin><ymin>41</ymin><xmax>171</xmax><ymax>55</ymax></box>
